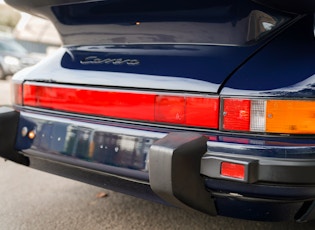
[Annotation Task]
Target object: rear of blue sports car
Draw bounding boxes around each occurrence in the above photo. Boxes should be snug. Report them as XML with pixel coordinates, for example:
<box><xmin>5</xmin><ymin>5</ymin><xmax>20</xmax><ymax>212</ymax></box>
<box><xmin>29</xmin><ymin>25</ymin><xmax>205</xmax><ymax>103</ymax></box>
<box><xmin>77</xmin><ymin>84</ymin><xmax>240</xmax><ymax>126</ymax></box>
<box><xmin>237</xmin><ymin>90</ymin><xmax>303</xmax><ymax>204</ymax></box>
<box><xmin>2</xmin><ymin>0</ymin><xmax>315</xmax><ymax>222</ymax></box>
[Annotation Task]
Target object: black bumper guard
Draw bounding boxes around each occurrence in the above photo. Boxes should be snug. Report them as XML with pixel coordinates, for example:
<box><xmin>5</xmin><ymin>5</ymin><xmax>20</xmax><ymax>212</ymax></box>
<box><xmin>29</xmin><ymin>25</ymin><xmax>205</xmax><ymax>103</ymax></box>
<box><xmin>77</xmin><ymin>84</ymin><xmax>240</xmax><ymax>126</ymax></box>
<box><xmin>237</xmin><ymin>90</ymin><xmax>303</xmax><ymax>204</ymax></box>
<box><xmin>149</xmin><ymin>132</ymin><xmax>217</xmax><ymax>215</ymax></box>
<box><xmin>0</xmin><ymin>107</ymin><xmax>28</xmax><ymax>165</ymax></box>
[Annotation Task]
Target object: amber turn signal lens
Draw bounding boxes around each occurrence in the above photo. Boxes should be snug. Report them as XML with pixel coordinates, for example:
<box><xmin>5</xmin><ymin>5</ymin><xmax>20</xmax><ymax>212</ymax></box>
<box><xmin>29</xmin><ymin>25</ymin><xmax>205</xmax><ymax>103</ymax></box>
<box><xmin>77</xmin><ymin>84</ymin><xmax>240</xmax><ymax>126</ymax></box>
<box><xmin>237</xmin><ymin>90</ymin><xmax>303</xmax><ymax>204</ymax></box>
<box><xmin>266</xmin><ymin>100</ymin><xmax>315</xmax><ymax>134</ymax></box>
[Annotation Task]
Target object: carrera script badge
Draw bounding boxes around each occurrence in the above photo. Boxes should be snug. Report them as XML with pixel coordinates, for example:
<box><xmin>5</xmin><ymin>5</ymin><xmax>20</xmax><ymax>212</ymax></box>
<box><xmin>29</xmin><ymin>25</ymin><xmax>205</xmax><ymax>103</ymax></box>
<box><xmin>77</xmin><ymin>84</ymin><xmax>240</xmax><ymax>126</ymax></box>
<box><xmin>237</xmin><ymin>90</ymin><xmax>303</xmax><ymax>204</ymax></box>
<box><xmin>80</xmin><ymin>56</ymin><xmax>140</xmax><ymax>66</ymax></box>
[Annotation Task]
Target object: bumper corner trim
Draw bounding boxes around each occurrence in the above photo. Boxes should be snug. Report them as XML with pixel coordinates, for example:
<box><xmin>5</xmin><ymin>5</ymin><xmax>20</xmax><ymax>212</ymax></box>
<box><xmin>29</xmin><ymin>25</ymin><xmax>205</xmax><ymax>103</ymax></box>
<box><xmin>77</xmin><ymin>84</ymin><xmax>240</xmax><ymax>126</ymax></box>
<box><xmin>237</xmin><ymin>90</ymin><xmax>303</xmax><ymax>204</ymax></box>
<box><xmin>149</xmin><ymin>132</ymin><xmax>216</xmax><ymax>215</ymax></box>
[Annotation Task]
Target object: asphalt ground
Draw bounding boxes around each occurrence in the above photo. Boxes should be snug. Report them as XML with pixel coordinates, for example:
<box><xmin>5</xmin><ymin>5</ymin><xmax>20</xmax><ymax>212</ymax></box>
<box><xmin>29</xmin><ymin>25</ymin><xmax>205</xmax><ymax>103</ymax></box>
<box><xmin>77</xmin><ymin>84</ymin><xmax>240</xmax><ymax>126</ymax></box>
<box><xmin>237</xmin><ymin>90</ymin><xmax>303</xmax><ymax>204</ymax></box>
<box><xmin>1</xmin><ymin>78</ymin><xmax>315</xmax><ymax>230</ymax></box>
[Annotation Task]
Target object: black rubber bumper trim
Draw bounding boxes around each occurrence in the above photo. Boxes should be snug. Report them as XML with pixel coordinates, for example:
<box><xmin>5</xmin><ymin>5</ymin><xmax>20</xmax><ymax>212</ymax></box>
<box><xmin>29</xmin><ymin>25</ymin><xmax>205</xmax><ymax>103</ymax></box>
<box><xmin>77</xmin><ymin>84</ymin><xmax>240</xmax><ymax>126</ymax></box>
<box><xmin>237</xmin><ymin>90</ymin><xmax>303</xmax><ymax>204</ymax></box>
<box><xmin>149</xmin><ymin>132</ymin><xmax>216</xmax><ymax>215</ymax></box>
<box><xmin>0</xmin><ymin>107</ymin><xmax>29</xmax><ymax>165</ymax></box>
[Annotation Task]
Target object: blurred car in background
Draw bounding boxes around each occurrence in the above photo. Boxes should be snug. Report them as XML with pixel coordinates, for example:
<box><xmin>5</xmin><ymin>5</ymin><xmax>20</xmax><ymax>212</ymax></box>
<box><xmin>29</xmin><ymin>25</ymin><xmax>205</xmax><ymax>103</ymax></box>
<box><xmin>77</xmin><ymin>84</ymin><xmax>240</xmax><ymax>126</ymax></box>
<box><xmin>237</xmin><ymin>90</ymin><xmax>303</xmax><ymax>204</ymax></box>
<box><xmin>0</xmin><ymin>36</ymin><xmax>38</xmax><ymax>79</ymax></box>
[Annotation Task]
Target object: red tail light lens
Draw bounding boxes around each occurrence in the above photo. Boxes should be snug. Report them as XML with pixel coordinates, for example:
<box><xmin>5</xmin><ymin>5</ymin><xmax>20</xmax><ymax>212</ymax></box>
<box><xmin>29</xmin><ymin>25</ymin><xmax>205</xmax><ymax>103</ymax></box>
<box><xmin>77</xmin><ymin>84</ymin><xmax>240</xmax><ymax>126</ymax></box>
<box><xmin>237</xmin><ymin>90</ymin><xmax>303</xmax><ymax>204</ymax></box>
<box><xmin>22</xmin><ymin>83</ymin><xmax>219</xmax><ymax>129</ymax></box>
<box><xmin>155</xmin><ymin>96</ymin><xmax>219</xmax><ymax>128</ymax></box>
<box><xmin>186</xmin><ymin>97</ymin><xmax>219</xmax><ymax>128</ymax></box>
<box><xmin>155</xmin><ymin>95</ymin><xmax>186</xmax><ymax>124</ymax></box>
<box><xmin>222</xmin><ymin>99</ymin><xmax>250</xmax><ymax>131</ymax></box>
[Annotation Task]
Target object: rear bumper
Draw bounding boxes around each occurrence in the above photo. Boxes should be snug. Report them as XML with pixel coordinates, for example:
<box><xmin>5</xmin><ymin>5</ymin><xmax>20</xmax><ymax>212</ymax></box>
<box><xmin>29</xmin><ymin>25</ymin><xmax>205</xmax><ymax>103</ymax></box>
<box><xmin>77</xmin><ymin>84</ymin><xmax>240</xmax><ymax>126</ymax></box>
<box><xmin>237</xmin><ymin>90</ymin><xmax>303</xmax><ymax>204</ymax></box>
<box><xmin>3</xmin><ymin>107</ymin><xmax>315</xmax><ymax>221</ymax></box>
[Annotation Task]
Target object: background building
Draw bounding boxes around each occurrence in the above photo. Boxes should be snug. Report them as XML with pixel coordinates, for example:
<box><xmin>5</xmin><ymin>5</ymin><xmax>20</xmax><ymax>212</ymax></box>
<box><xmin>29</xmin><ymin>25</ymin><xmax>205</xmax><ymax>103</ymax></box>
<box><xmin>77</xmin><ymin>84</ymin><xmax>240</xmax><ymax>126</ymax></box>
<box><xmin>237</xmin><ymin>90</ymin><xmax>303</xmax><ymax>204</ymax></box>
<box><xmin>13</xmin><ymin>13</ymin><xmax>61</xmax><ymax>55</ymax></box>
<box><xmin>0</xmin><ymin>2</ymin><xmax>61</xmax><ymax>56</ymax></box>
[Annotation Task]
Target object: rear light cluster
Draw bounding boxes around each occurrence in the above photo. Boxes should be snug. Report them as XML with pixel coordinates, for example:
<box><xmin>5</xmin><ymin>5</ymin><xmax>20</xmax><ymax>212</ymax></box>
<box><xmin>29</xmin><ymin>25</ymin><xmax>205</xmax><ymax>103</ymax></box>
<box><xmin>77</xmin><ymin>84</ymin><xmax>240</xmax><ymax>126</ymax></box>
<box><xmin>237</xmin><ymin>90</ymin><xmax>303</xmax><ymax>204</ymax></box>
<box><xmin>16</xmin><ymin>82</ymin><xmax>219</xmax><ymax>129</ymax></box>
<box><xmin>12</xmin><ymin>82</ymin><xmax>315</xmax><ymax>134</ymax></box>
<box><xmin>223</xmin><ymin>98</ymin><xmax>315</xmax><ymax>134</ymax></box>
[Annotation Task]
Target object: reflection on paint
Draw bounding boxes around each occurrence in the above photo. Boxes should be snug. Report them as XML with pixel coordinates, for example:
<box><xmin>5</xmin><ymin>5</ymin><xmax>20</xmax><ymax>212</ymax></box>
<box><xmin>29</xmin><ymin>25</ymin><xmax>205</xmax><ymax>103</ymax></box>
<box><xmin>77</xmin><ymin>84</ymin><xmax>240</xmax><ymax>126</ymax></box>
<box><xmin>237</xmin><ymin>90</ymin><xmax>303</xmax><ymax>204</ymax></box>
<box><xmin>27</xmin><ymin>119</ymin><xmax>157</xmax><ymax>171</ymax></box>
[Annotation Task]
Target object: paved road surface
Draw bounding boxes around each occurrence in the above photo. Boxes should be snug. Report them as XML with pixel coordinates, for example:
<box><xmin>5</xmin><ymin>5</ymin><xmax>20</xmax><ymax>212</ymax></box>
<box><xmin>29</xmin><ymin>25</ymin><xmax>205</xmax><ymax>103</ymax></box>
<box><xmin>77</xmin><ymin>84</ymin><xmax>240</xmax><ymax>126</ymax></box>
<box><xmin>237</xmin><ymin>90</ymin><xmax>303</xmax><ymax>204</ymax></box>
<box><xmin>0</xmin><ymin>78</ymin><xmax>315</xmax><ymax>230</ymax></box>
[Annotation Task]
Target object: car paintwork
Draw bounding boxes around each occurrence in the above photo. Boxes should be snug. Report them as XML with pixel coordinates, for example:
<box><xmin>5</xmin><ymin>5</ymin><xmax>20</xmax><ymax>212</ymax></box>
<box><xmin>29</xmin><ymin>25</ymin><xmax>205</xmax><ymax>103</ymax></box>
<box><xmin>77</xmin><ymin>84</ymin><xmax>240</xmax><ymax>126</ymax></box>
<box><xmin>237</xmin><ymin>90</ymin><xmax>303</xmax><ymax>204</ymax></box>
<box><xmin>4</xmin><ymin>0</ymin><xmax>315</xmax><ymax>222</ymax></box>
<box><xmin>61</xmin><ymin>45</ymin><xmax>259</xmax><ymax>90</ymax></box>
<box><xmin>223</xmin><ymin>14</ymin><xmax>315</xmax><ymax>97</ymax></box>
<box><xmin>47</xmin><ymin>0</ymin><xmax>290</xmax><ymax>45</ymax></box>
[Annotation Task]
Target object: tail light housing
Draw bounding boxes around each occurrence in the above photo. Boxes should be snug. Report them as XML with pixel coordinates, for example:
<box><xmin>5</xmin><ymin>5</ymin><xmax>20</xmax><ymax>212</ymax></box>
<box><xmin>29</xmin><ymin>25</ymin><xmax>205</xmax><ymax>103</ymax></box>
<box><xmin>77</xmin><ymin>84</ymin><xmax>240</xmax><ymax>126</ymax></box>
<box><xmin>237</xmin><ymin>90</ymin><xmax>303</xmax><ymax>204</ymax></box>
<box><xmin>222</xmin><ymin>98</ymin><xmax>315</xmax><ymax>134</ymax></box>
<box><xmin>16</xmin><ymin>82</ymin><xmax>219</xmax><ymax>129</ymax></box>
<box><xmin>12</xmin><ymin>81</ymin><xmax>315</xmax><ymax>134</ymax></box>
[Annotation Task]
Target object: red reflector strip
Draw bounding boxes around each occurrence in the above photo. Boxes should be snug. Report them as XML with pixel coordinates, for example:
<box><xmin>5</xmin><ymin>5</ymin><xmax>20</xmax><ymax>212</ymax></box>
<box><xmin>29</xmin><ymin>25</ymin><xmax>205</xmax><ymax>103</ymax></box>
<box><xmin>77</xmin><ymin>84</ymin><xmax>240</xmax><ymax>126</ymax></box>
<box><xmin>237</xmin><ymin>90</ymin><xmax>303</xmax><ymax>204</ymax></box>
<box><xmin>23</xmin><ymin>83</ymin><xmax>219</xmax><ymax>129</ymax></box>
<box><xmin>221</xmin><ymin>162</ymin><xmax>245</xmax><ymax>180</ymax></box>
<box><xmin>222</xmin><ymin>99</ymin><xmax>250</xmax><ymax>131</ymax></box>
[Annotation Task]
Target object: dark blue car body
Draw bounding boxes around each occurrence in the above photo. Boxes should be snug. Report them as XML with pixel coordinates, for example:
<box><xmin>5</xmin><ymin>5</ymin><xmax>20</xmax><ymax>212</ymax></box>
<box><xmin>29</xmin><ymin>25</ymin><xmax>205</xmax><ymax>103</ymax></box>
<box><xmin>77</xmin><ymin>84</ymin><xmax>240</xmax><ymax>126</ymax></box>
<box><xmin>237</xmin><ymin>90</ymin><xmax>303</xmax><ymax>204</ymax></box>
<box><xmin>2</xmin><ymin>0</ymin><xmax>315</xmax><ymax>222</ymax></box>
